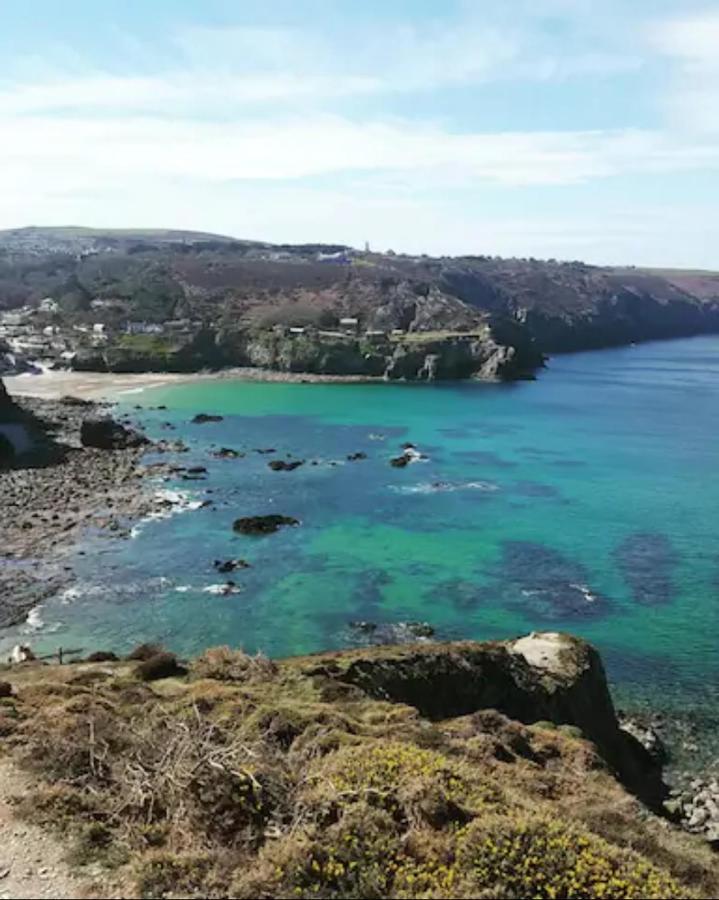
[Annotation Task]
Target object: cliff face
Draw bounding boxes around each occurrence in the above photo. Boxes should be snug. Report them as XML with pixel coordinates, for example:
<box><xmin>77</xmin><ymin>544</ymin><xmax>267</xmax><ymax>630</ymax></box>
<box><xmin>300</xmin><ymin>631</ymin><xmax>662</xmax><ymax>805</ymax></box>
<box><xmin>73</xmin><ymin>326</ymin><xmax>543</xmax><ymax>380</ymax></box>
<box><xmin>1</xmin><ymin>227</ymin><xmax>717</xmax><ymax>379</ymax></box>
<box><xmin>0</xmin><ymin>377</ymin><xmax>20</xmax><ymax>464</ymax></box>
<box><xmin>442</xmin><ymin>261</ymin><xmax>719</xmax><ymax>352</ymax></box>
<box><xmin>2</xmin><ymin>632</ymin><xmax>715</xmax><ymax>899</ymax></box>
<box><xmin>0</xmin><ymin>377</ymin><xmax>11</xmax><ymax>414</ymax></box>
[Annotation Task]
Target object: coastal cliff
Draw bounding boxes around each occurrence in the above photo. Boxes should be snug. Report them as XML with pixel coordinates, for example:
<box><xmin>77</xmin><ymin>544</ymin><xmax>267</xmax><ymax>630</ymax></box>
<box><xmin>1</xmin><ymin>227</ymin><xmax>717</xmax><ymax>380</ymax></box>
<box><xmin>0</xmin><ymin>632</ymin><xmax>716</xmax><ymax>899</ymax></box>
<box><xmin>71</xmin><ymin>326</ymin><xmax>540</xmax><ymax>380</ymax></box>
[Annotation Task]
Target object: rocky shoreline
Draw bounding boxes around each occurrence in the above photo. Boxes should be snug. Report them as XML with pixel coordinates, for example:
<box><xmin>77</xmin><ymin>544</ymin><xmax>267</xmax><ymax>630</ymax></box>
<box><xmin>0</xmin><ymin>390</ymin><xmax>185</xmax><ymax>630</ymax></box>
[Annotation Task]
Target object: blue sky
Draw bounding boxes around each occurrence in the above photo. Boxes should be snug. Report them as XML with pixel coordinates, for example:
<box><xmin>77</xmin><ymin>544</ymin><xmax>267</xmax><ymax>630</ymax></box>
<box><xmin>1</xmin><ymin>0</ymin><xmax>718</xmax><ymax>266</ymax></box>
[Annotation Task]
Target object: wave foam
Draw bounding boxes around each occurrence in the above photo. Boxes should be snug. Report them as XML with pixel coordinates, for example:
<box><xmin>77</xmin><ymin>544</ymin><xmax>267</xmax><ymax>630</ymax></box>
<box><xmin>392</xmin><ymin>480</ymin><xmax>499</xmax><ymax>495</ymax></box>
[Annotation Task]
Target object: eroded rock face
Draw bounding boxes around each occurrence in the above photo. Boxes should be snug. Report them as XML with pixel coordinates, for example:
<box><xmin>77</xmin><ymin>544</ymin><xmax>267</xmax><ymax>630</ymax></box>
<box><xmin>0</xmin><ymin>378</ymin><xmax>11</xmax><ymax>412</ymax></box>
<box><xmin>80</xmin><ymin>417</ymin><xmax>148</xmax><ymax>450</ymax></box>
<box><xmin>298</xmin><ymin>631</ymin><xmax>664</xmax><ymax>807</ymax></box>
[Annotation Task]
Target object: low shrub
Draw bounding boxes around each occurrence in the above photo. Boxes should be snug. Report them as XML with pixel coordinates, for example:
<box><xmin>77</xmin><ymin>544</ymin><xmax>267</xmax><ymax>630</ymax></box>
<box><xmin>192</xmin><ymin>646</ymin><xmax>277</xmax><ymax>683</ymax></box>
<box><xmin>135</xmin><ymin>653</ymin><xmax>186</xmax><ymax>682</ymax></box>
<box><xmin>132</xmin><ymin>851</ymin><xmax>214</xmax><ymax>899</ymax></box>
<box><xmin>457</xmin><ymin>815</ymin><xmax>685</xmax><ymax>899</ymax></box>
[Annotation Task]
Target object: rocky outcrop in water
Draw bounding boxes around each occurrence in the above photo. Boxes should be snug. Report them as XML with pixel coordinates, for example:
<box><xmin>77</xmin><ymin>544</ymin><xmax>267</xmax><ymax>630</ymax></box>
<box><xmin>233</xmin><ymin>514</ymin><xmax>300</xmax><ymax>535</ymax></box>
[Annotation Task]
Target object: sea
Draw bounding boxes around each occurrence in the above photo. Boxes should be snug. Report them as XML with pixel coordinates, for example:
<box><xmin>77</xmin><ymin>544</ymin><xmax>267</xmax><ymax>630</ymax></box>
<box><xmin>4</xmin><ymin>335</ymin><xmax>719</xmax><ymax>771</ymax></box>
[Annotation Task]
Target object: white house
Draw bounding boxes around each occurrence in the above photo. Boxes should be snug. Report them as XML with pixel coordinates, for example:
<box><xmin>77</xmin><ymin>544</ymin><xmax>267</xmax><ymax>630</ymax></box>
<box><xmin>39</xmin><ymin>297</ymin><xmax>58</xmax><ymax>313</ymax></box>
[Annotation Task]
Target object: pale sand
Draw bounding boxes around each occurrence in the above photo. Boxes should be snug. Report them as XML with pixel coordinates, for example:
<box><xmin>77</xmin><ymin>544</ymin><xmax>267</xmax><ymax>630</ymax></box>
<box><xmin>2</xmin><ymin>370</ymin><xmax>199</xmax><ymax>401</ymax></box>
<box><xmin>3</xmin><ymin>368</ymin><xmax>381</xmax><ymax>401</ymax></box>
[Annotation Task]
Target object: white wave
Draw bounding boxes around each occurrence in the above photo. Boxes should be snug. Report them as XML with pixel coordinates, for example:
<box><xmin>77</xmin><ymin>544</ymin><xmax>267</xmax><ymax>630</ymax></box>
<box><xmin>20</xmin><ymin>606</ymin><xmax>63</xmax><ymax>636</ymax></box>
<box><xmin>203</xmin><ymin>583</ymin><xmax>242</xmax><ymax>595</ymax></box>
<box><xmin>569</xmin><ymin>582</ymin><xmax>600</xmax><ymax>604</ymax></box>
<box><xmin>391</xmin><ymin>480</ymin><xmax>499</xmax><ymax>495</ymax></box>
<box><xmin>24</xmin><ymin>606</ymin><xmax>44</xmax><ymax>630</ymax></box>
<box><xmin>131</xmin><ymin>488</ymin><xmax>204</xmax><ymax>538</ymax></box>
<box><xmin>404</xmin><ymin>447</ymin><xmax>425</xmax><ymax>463</ymax></box>
<box><xmin>116</xmin><ymin>386</ymin><xmax>146</xmax><ymax>395</ymax></box>
<box><xmin>175</xmin><ymin>585</ymin><xmax>192</xmax><ymax>593</ymax></box>
<box><xmin>59</xmin><ymin>586</ymin><xmax>82</xmax><ymax>604</ymax></box>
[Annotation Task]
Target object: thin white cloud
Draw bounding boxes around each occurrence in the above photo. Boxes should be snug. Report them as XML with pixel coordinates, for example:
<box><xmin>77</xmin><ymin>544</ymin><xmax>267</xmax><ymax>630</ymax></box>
<box><xmin>1</xmin><ymin>112</ymin><xmax>717</xmax><ymax>194</ymax></box>
<box><xmin>0</xmin><ymin>13</ymin><xmax>642</xmax><ymax>118</ymax></box>
<box><xmin>648</xmin><ymin>10</ymin><xmax>719</xmax><ymax>133</ymax></box>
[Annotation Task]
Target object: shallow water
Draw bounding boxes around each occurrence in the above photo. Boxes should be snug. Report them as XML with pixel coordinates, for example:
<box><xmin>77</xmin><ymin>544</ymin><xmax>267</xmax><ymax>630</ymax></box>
<box><xmin>5</xmin><ymin>336</ymin><xmax>719</xmax><ymax>756</ymax></box>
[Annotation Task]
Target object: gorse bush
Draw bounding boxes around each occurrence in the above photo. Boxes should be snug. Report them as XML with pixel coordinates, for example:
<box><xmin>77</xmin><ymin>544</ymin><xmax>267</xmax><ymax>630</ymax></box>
<box><xmin>457</xmin><ymin>816</ymin><xmax>684</xmax><ymax>899</ymax></box>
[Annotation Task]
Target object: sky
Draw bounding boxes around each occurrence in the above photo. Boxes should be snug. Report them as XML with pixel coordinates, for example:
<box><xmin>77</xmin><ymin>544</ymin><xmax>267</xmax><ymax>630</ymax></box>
<box><xmin>0</xmin><ymin>0</ymin><xmax>718</xmax><ymax>267</ymax></box>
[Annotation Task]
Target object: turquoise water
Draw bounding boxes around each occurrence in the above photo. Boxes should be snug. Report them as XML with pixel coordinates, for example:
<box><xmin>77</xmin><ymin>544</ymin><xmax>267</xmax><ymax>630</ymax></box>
<box><xmin>6</xmin><ymin>336</ymin><xmax>719</xmax><ymax>736</ymax></box>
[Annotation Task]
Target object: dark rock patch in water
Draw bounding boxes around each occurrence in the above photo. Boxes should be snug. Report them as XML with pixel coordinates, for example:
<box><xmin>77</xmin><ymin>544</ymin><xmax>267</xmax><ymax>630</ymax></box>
<box><xmin>439</xmin><ymin>579</ymin><xmax>494</xmax><ymax>611</ymax></box>
<box><xmin>550</xmin><ymin>458</ymin><xmax>587</xmax><ymax>469</ymax></box>
<box><xmin>509</xmin><ymin>480</ymin><xmax>562</xmax><ymax>499</ymax></box>
<box><xmin>455</xmin><ymin>450</ymin><xmax>516</xmax><ymax>468</ymax></box>
<box><xmin>347</xmin><ymin>619</ymin><xmax>435</xmax><ymax>646</ymax></box>
<box><xmin>496</xmin><ymin>541</ymin><xmax>611</xmax><ymax>621</ymax></box>
<box><xmin>438</xmin><ymin>426</ymin><xmax>473</xmax><ymax>439</ymax></box>
<box><xmin>614</xmin><ymin>532</ymin><xmax>678</xmax><ymax>605</ymax></box>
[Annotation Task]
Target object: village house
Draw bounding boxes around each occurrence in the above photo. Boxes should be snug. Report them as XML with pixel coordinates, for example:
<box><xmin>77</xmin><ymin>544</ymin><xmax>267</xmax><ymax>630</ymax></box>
<box><xmin>340</xmin><ymin>317</ymin><xmax>359</xmax><ymax>334</ymax></box>
<box><xmin>126</xmin><ymin>321</ymin><xmax>164</xmax><ymax>335</ymax></box>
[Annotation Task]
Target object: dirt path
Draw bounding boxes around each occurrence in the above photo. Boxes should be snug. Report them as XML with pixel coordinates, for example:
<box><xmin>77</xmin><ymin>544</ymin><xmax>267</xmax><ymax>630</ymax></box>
<box><xmin>0</xmin><ymin>758</ymin><xmax>95</xmax><ymax>899</ymax></box>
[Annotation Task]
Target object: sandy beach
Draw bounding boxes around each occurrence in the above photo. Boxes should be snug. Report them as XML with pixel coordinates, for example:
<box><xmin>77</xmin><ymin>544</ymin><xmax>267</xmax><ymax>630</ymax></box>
<box><xmin>2</xmin><ymin>370</ymin><xmax>200</xmax><ymax>401</ymax></box>
<box><xmin>3</xmin><ymin>368</ymin><xmax>382</xmax><ymax>401</ymax></box>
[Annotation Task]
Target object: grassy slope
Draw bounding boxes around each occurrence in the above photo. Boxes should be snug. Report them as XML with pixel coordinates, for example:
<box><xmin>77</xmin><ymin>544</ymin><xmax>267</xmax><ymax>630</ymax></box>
<box><xmin>1</xmin><ymin>644</ymin><xmax>717</xmax><ymax>900</ymax></box>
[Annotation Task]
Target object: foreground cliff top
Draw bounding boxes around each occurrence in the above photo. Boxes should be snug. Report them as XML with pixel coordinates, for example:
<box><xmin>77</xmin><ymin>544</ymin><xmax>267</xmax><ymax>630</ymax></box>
<box><xmin>0</xmin><ymin>632</ymin><xmax>716</xmax><ymax>899</ymax></box>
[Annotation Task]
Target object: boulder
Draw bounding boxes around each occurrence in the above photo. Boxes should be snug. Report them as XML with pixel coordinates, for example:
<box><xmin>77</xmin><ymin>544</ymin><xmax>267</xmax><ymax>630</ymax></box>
<box><xmin>347</xmin><ymin>452</ymin><xmax>367</xmax><ymax>461</ymax></box>
<box><xmin>233</xmin><ymin>514</ymin><xmax>300</xmax><ymax>535</ymax></box>
<box><xmin>0</xmin><ymin>681</ymin><xmax>12</xmax><ymax>698</ymax></box>
<box><xmin>268</xmin><ymin>459</ymin><xmax>304</xmax><ymax>471</ymax></box>
<box><xmin>80</xmin><ymin>417</ymin><xmax>148</xmax><ymax>450</ymax></box>
<box><xmin>213</xmin><ymin>447</ymin><xmax>244</xmax><ymax>459</ymax></box>
<box><xmin>213</xmin><ymin>559</ymin><xmax>251</xmax><ymax>573</ymax></box>
<box><xmin>191</xmin><ymin>413</ymin><xmax>223</xmax><ymax>424</ymax></box>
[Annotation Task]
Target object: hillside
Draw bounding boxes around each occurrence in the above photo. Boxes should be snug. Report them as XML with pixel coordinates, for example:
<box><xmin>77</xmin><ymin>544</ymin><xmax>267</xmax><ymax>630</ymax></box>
<box><xmin>1</xmin><ymin>632</ymin><xmax>717</xmax><ymax>899</ymax></box>
<box><xmin>1</xmin><ymin>227</ymin><xmax>718</xmax><ymax>379</ymax></box>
